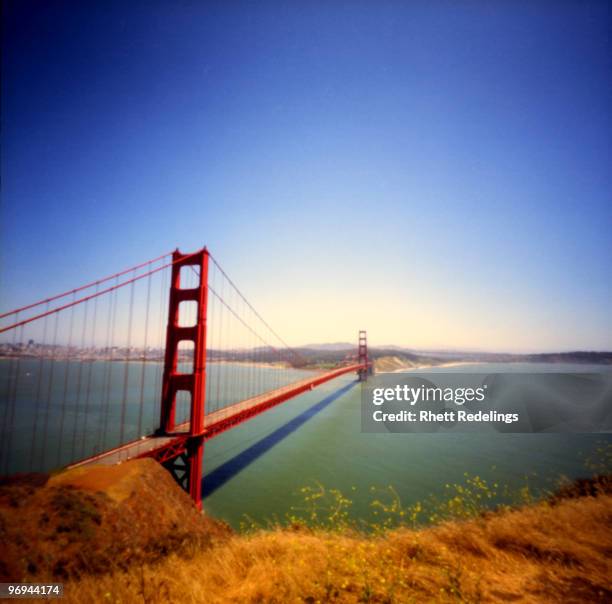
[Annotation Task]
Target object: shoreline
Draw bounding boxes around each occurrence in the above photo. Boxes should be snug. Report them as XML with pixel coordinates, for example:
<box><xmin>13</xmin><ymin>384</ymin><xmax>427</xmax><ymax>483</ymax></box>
<box><xmin>0</xmin><ymin>355</ymin><xmax>301</xmax><ymax>370</ymax></box>
<box><xmin>392</xmin><ymin>360</ymin><xmax>485</xmax><ymax>373</ymax></box>
<box><xmin>373</xmin><ymin>360</ymin><xmax>485</xmax><ymax>374</ymax></box>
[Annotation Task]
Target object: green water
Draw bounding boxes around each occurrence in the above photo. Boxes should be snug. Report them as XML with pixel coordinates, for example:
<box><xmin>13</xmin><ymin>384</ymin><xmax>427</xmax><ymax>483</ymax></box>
<box><xmin>1</xmin><ymin>359</ymin><xmax>610</xmax><ymax>529</ymax></box>
<box><xmin>0</xmin><ymin>358</ymin><xmax>316</xmax><ymax>473</ymax></box>
<box><xmin>202</xmin><ymin>364</ymin><xmax>611</xmax><ymax>529</ymax></box>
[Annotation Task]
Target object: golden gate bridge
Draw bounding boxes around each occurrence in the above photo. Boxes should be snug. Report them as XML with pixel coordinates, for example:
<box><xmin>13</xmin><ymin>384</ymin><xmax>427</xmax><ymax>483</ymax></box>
<box><xmin>0</xmin><ymin>247</ymin><xmax>371</xmax><ymax>508</ymax></box>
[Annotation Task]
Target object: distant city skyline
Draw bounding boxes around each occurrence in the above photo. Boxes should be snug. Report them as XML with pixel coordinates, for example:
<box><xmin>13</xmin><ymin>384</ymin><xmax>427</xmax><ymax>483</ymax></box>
<box><xmin>2</xmin><ymin>1</ymin><xmax>611</xmax><ymax>353</ymax></box>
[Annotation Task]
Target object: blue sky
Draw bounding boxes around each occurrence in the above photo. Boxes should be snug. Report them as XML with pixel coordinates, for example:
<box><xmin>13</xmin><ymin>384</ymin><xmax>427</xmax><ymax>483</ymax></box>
<box><xmin>2</xmin><ymin>1</ymin><xmax>611</xmax><ymax>351</ymax></box>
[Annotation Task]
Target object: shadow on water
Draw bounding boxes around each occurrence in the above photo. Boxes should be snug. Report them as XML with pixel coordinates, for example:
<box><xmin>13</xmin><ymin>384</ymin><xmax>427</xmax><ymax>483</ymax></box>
<box><xmin>202</xmin><ymin>380</ymin><xmax>358</xmax><ymax>498</ymax></box>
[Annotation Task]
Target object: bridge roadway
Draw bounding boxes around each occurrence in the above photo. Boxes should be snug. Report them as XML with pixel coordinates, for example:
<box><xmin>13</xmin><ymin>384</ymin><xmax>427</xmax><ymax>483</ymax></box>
<box><xmin>69</xmin><ymin>363</ymin><xmax>363</xmax><ymax>469</ymax></box>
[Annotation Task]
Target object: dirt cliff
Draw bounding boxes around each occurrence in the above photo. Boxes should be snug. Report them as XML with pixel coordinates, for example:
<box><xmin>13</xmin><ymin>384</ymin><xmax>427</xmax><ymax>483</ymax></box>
<box><xmin>0</xmin><ymin>458</ymin><xmax>230</xmax><ymax>580</ymax></box>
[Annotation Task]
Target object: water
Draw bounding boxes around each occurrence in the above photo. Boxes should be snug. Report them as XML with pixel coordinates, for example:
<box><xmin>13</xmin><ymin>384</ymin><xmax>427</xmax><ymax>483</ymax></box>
<box><xmin>0</xmin><ymin>358</ymin><xmax>316</xmax><ymax>473</ymax></box>
<box><xmin>201</xmin><ymin>363</ymin><xmax>612</xmax><ymax>528</ymax></box>
<box><xmin>1</xmin><ymin>359</ymin><xmax>610</xmax><ymax>529</ymax></box>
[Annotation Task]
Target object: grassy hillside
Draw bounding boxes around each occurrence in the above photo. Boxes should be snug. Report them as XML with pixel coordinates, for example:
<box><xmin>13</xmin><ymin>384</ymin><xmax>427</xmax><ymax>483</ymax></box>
<box><xmin>71</xmin><ymin>482</ymin><xmax>612</xmax><ymax>603</ymax></box>
<box><xmin>2</xmin><ymin>460</ymin><xmax>611</xmax><ymax>602</ymax></box>
<box><xmin>373</xmin><ymin>354</ymin><xmax>445</xmax><ymax>372</ymax></box>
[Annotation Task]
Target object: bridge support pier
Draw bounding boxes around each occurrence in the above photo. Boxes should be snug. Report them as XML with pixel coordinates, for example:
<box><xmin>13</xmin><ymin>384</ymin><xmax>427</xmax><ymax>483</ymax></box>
<box><xmin>162</xmin><ymin>452</ymin><xmax>190</xmax><ymax>491</ymax></box>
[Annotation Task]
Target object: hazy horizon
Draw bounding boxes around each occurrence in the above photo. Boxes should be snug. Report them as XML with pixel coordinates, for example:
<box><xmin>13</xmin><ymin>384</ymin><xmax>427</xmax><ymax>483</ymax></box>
<box><xmin>300</xmin><ymin>341</ymin><xmax>612</xmax><ymax>355</ymax></box>
<box><xmin>2</xmin><ymin>337</ymin><xmax>610</xmax><ymax>357</ymax></box>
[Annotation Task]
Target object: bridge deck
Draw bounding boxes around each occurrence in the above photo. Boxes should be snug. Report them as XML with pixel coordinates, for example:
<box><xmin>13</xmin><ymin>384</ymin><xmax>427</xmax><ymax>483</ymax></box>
<box><xmin>69</xmin><ymin>363</ymin><xmax>362</xmax><ymax>469</ymax></box>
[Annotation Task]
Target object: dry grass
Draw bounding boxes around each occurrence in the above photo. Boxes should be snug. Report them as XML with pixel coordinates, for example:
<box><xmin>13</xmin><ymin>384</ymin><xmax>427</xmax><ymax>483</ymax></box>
<box><xmin>65</xmin><ymin>491</ymin><xmax>612</xmax><ymax>603</ymax></box>
<box><xmin>3</xmin><ymin>456</ymin><xmax>611</xmax><ymax>602</ymax></box>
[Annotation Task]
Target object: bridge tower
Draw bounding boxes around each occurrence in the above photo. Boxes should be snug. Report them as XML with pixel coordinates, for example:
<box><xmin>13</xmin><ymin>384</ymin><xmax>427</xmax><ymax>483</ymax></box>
<box><xmin>358</xmin><ymin>330</ymin><xmax>369</xmax><ymax>381</ymax></box>
<box><xmin>158</xmin><ymin>247</ymin><xmax>209</xmax><ymax>509</ymax></box>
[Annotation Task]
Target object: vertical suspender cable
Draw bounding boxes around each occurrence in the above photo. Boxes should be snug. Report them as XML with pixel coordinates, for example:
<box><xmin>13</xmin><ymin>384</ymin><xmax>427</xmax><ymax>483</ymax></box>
<box><xmin>57</xmin><ymin>295</ymin><xmax>77</xmax><ymax>466</ymax></box>
<box><xmin>216</xmin><ymin>268</ymin><xmax>224</xmax><ymax>411</ymax></box>
<box><xmin>153</xmin><ymin>265</ymin><xmax>167</xmax><ymax>424</ymax></box>
<box><xmin>0</xmin><ymin>312</ymin><xmax>19</xmax><ymax>470</ymax></box>
<box><xmin>119</xmin><ymin>276</ymin><xmax>136</xmax><ymax>447</ymax></box>
<box><xmin>80</xmin><ymin>287</ymin><xmax>98</xmax><ymax>460</ymax></box>
<box><xmin>30</xmin><ymin>305</ymin><xmax>50</xmax><ymax>470</ymax></box>
<box><xmin>70</xmin><ymin>297</ymin><xmax>89</xmax><ymax>464</ymax></box>
<box><xmin>3</xmin><ymin>323</ymin><xmax>24</xmax><ymax>473</ymax></box>
<box><xmin>98</xmin><ymin>280</ymin><xmax>118</xmax><ymax>454</ymax></box>
<box><xmin>40</xmin><ymin>312</ymin><xmax>60</xmax><ymax>470</ymax></box>
<box><xmin>138</xmin><ymin>265</ymin><xmax>152</xmax><ymax>438</ymax></box>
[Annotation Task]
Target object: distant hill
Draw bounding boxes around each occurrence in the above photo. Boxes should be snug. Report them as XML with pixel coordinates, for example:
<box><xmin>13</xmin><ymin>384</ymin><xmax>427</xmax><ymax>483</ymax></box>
<box><xmin>524</xmin><ymin>351</ymin><xmax>612</xmax><ymax>364</ymax></box>
<box><xmin>364</xmin><ymin>347</ymin><xmax>612</xmax><ymax>365</ymax></box>
<box><xmin>293</xmin><ymin>347</ymin><xmax>612</xmax><ymax>371</ymax></box>
<box><xmin>301</xmin><ymin>342</ymin><xmax>354</xmax><ymax>351</ymax></box>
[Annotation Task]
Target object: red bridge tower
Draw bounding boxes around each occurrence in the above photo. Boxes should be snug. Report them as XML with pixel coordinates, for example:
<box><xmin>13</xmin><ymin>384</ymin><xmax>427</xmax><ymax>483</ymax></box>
<box><xmin>158</xmin><ymin>248</ymin><xmax>209</xmax><ymax>509</ymax></box>
<box><xmin>358</xmin><ymin>330</ymin><xmax>370</xmax><ymax>381</ymax></box>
